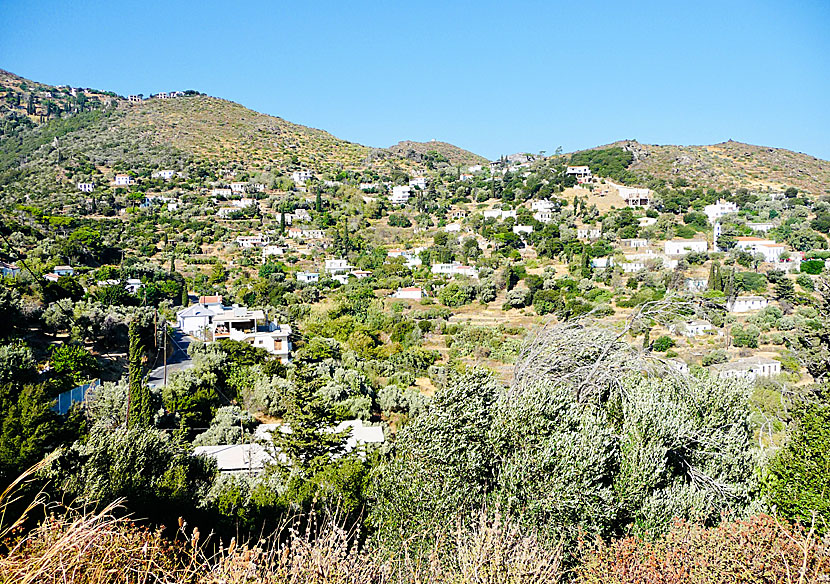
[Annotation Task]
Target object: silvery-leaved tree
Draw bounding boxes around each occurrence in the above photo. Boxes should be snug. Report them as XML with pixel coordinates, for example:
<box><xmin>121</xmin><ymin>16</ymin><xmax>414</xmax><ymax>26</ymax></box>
<box><xmin>369</xmin><ymin>298</ymin><xmax>759</xmax><ymax>557</ymax></box>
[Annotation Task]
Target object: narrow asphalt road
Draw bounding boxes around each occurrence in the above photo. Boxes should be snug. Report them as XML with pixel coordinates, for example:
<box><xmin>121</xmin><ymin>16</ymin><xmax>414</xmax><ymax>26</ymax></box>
<box><xmin>147</xmin><ymin>329</ymin><xmax>194</xmax><ymax>387</ymax></box>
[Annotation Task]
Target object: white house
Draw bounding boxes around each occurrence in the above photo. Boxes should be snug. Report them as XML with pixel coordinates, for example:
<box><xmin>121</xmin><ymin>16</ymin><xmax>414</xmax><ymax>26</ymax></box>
<box><xmin>296</xmin><ymin>271</ymin><xmax>320</xmax><ymax>283</ymax></box>
<box><xmin>460</xmin><ymin>173</ymin><xmax>474</xmax><ymax>182</ymax></box>
<box><xmin>288</xmin><ymin>228</ymin><xmax>324</xmax><ymax>240</ymax></box>
<box><xmin>484</xmin><ymin>209</ymin><xmax>517</xmax><ymax>221</ymax></box>
<box><xmin>292</xmin><ymin>170</ymin><xmax>314</xmax><ymax>185</ymax></box>
<box><xmin>262</xmin><ymin>246</ymin><xmax>285</xmax><ymax>260</ymax></box>
<box><xmin>638</xmin><ymin>217</ymin><xmax>657</xmax><ymax>227</ymax></box>
<box><xmin>351</xmin><ymin>270</ymin><xmax>372</xmax><ymax>279</ymax></box>
<box><xmin>236</xmin><ymin>234</ymin><xmax>269</xmax><ymax>248</ymax></box>
<box><xmin>513</xmin><ymin>225</ymin><xmax>533</xmax><ymax>235</ymax></box>
<box><xmin>233</xmin><ymin>323</ymin><xmax>292</xmax><ymax>363</ymax></box>
<box><xmin>618</xmin><ymin>186</ymin><xmax>651</xmax><ymax>207</ymax></box>
<box><xmin>704</xmin><ymin>200</ymin><xmax>738</xmax><ymax>223</ymax></box>
<box><xmin>231</xmin><ymin>198</ymin><xmax>258</xmax><ymax>209</ymax></box>
<box><xmin>566</xmin><ymin>165</ymin><xmax>592</xmax><ymax>183</ymax></box>
<box><xmin>128</xmin><ymin>95</ymin><xmax>142</xmax><ymax>103</ymax></box>
<box><xmin>151</xmin><ymin>170</ymin><xmax>176</xmax><ymax>180</ymax></box>
<box><xmin>409</xmin><ymin>176</ymin><xmax>427</xmax><ymax>189</ymax></box>
<box><xmin>0</xmin><ymin>262</ymin><xmax>20</xmax><ymax>277</ymax></box>
<box><xmin>679</xmin><ymin>320</ymin><xmax>713</xmax><ymax>337</ymax></box>
<box><xmin>292</xmin><ymin>208</ymin><xmax>312</xmax><ymax>222</ymax></box>
<box><xmin>734</xmin><ymin>237</ymin><xmax>787</xmax><ymax>263</ymax></box>
<box><xmin>177</xmin><ymin>296</ymin><xmax>288</xmax><ymax>354</ymax></box>
<box><xmin>211</xmin><ymin>188</ymin><xmax>233</xmax><ymax>197</ymax></box>
<box><xmin>194</xmin><ymin>443</ymin><xmax>275</xmax><ymax>475</ymax></box>
<box><xmin>664</xmin><ymin>239</ymin><xmax>707</xmax><ymax>256</ymax></box>
<box><xmin>747</xmin><ymin>222</ymin><xmax>775</xmax><ymax>233</ymax></box>
<box><xmin>254</xmin><ymin>419</ymin><xmax>384</xmax><ymax>460</ymax></box>
<box><xmin>230</xmin><ymin>182</ymin><xmax>248</xmax><ymax>193</ymax></box>
<box><xmin>114</xmin><ymin>174</ymin><xmax>133</xmax><ymax>186</ymax></box>
<box><xmin>176</xmin><ymin>303</ymin><xmax>221</xmax><ymax>338</ymax></box>
<box><xmin>531</xmin><ymin>199</ymin><xmax>556</xmax><ymax>212</ymax></box>
<box><xmin>711</xmin><ymin>356</ymin><xmax>781</xmax><ymax>381</ymax></box>
<box><xmin>534</xmin><ymin>210</ymin><xmax>554</xmax><ymax>223</ymax></box>
<box><xmin>391</xmin><ymin>185</ymin><xmax>411</xmax><ymax>205</ymax></box>
<box><xmin>445</xmin><ymin>223</ymin><xmax>462</xmax><ymax>233</ymax></box>
<box><xmin>125</xmin><ymin>278</ymin><xmax>143</xmax><ymax>294</ymax></box>
<box><xmin>431</xmin><ymin>263</ymin><xmax>478</xmax><ymax>278</ymax></box>
<box><xmin>591</xmin><ymin>257</ymin><xmax>613</xmax><ymax>269</ymax></box>
<box><xmin>302</xmin><ymin>229</ymin><xmax>324</xmax><ymax>239</ymax></box>
<box><xmin>393</xmin><ymin>286</ymin><xmax>426</xmax><ymax>300</ymax></box>
<box><xmin>621</xmin><ymin>238</ymin><xmax>650</xmax><ymax>249</ymax></box>
<box><xmin>621</xmin><ymin>257</ymin><xmax>647</xmax><ymax>273</ymax></box>
<box><xmin>325</xmin><ymin>259</ymin><xmax>351</xmax><ymax>275</ymax></box>
<box><xmin>577</xmin><ymin>226</ymin><xmax>602</xmax><ymax>240</ymax></box>
<box><xmin>685</xmin><ymin>278</ymin><xmax>708</xmax><ymax>292</ymax></box>
<box><xmin>77</xmin><ymin>182</ymin><xmax>95</xmax><ymax>193</ymax></box>
<box><xmin>727</xmin><ymin>295</ymin><xmax>769</xmax><ymax>313</ymax></box>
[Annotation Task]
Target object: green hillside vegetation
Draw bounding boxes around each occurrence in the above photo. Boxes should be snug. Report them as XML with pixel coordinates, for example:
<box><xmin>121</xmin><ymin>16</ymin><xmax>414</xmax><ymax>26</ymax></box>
<box><xmin>584</xmin><ymin>139</ymin><xmax>830</xmax><ymax>196</ymax></box>
<box><xmin>2</xmin><ymin>69</ymin><xmax>830</xmax><ymax>583</ymax></box>
<box><xmin>388</xmin><ymin>139</ymin><xmax>488</xmax><ymax>167</ymax></box>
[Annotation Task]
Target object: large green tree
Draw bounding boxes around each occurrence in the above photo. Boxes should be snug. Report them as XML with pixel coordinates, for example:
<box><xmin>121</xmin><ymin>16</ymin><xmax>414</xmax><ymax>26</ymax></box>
<box><xmin>764</xmin><ymin>403</ymin><xmax>830</xmax><ymax>531</ymax></box>
<box><xmin>126</xmin><ymin>320</ymin><xmax>151</xmax><ymax>428</ymax></box>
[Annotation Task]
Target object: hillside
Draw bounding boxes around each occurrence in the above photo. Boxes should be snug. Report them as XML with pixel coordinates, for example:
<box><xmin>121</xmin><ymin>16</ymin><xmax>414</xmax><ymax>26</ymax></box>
<box><xmin>0</xmin><ymin>70</ymin><xmax>420</xmax><ymax>193</ymax></box>
<box><xmin>583</xmin><ymin>139</ymin><xmax>830</xmax><ymax>196</ymax></box>
<box><xmin>119</xmin><ymin>96</ymin><xmax>390</xmax><ymax>173</ymax></box>
<box><xmin>388</xmin><ymin>139</ymin><xmax>488</xmax><ymax>167</ymax></box>
<box><xmin>0</xmin><ymin>68</ymin><xmax>120</xmax><ymax>121</ymax></box>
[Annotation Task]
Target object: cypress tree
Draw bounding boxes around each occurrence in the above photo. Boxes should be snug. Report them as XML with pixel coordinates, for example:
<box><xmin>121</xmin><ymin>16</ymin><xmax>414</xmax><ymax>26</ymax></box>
<box><xmin>127</xmin><ymin>320</ymin><xmax>151</xmax><ymax>428</ymax></box>
<box><xmin>315</xmin><ymin>189</ymin><xmax>322</xmax><ymax>213</ymax></box>
<box><xmin>280</xmin><ymin>211</ymin><xmax>286</xmax><ymax>234</ymax></box>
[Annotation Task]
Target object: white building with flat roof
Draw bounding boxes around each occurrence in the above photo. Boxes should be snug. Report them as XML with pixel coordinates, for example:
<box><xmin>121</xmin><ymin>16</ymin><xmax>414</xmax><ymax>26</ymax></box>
<box><xmin>296</xmin><ymin>271</ymin><xmax>319</xmax><ymax>283</ymax></box>
<box><xmin>734</xmin><ymin>237</ymin><xmax>787</xmax><ymax>263</ymax></box>
<box><xmin>566</xmin><ymin>165</ymin><xmax>592</xmax><ymax>183</ymax></box>
<box><xmin>292</xmin><ymin>170</ymin><xmax>314</xmax><ymax>185</ymax></box>
<box><xmin>325</xmin><ymin>258</ymin><xmax>351</xmax><ymax>274</ymax></box>
<box><xmin>665</xmin><ymin>239</ymin><xmax>707</xmax><ymax>256</ymax></box>
<box><xmin>391</xmin><ymin>185</ymin><xmax>412</xmax><ymax>205</ymax></box>
<box><xmin>393</xmin><ymin>286</ymin><xmax>426</xmax><ymax>299</ymax></box>
<box><xmin>727</xmin><ymin>295</ymin><xmax>769</xmax><ymax>313</ymax></box>
<box><xmin>704</xmin><ymin>200</ymin><xmax>738</xmax><ymax>223</ymax></box>
<box><xmin>621</xmin><ymin>238</ymin><xmax>650</xmax><ymax>249</ymax></box>
<box><xmin>711</xmin><ymin>356</ymin><xmax>781</xmax><ymax>381</ymax></box>
<box><xmin>236</xmin><ymin>234</ymin><xmax>269</xmax><ymax>248</ymax></box>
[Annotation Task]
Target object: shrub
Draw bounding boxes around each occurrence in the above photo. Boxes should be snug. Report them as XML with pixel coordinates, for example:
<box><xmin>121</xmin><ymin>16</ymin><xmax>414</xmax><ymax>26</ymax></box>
<box><xmin>701</xmin><ymin>349</ymin><xmax>728</xmax><ymax>366</ymax></box>
<box><xmin>651</xmin><ymin>335</ymin><xmax>675</xmax><ymax>352</ymax></box>
<box><xmin>576</xmin><ymin>514</ymin><xmax>830</xmax><ymax>583</ymax></box>
<box><xmin>763</xmin><ymin>403</ymin><xmax>830</xmax><ymax>530</ymax></box>
<box><xmin>801</xmin><ymin>259</ymin><xmax>824</xmax><ymax>275</ymax></box>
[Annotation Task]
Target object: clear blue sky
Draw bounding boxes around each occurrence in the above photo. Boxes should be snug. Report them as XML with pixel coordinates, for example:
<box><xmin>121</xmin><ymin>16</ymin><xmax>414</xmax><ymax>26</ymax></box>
<box><xmin>1</xmin><ymin>0</ymin><xmax>828</xmax><ymax>160</ymax></box>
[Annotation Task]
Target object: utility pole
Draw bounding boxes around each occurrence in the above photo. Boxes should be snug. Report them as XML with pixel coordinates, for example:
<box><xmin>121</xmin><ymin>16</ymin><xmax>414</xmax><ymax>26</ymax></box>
<box><xmin>163</xmin><ymin>325</ymin><xmax>168</xmax><ymax>386</ymax></box>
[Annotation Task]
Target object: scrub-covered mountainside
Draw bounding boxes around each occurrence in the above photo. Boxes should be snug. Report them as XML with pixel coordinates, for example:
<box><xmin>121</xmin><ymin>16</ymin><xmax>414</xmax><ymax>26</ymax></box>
<box><xmin>388</xmin><ymin>139</ymin><xmax>489</xmax><ymax>167</ymax></box>
<box><xmin>580</xmin><ymin>139</ymin><xmax>830</xmax><ymax>196</ymax></box>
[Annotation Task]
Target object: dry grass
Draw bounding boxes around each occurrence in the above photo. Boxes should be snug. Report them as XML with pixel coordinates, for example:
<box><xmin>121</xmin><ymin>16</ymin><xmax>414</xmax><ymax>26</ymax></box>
<box><xmin>0</xmin><ymin>458</ymin><xmax>564</xmax><ymax>584</ymax></box>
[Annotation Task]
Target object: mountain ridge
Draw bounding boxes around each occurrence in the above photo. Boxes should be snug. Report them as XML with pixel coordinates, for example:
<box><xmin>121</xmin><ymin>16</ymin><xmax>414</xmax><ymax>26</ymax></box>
<box><xmin>2</xmin><ymin>68</ymin><xmax>828</xmax><ymax>196</ymax></box>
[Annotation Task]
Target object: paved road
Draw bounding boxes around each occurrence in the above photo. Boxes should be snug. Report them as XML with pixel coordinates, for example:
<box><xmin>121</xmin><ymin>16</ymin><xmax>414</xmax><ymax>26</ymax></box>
<box><xmin>147</xmin><ymin>329</ymin><xmax>194</xmax><ymax>387</ymax></box>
